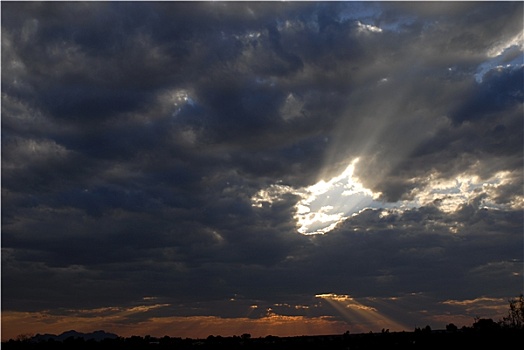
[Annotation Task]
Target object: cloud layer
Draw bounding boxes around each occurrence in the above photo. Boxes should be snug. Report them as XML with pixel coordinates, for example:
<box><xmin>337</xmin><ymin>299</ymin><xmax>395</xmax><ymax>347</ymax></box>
<box><xmin>2</xmin><ymin>1</ymin><xmax>522</xmax><ymax>340</ymax></box>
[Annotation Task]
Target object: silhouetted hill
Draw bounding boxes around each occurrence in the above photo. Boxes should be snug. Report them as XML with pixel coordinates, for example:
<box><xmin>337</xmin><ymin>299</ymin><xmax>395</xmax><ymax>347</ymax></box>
<box><xmin>31</xmin><ymin>330</ymin><xmax>118</xmax><ymax>342</ymax></box>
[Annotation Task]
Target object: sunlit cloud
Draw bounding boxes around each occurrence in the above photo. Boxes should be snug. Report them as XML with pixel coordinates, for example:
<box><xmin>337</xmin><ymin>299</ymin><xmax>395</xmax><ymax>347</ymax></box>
<box><xmin>64</xmin><ymin>303</ymin><xmax>171</xmax><ymax>318</ymax></box>
<box><xmin>442</xmin><ymin>296</ymin><xmax>505</xmax><ymax>307</ymax></box>
<box><xmin>475</xmin><ymin>29</ymin><xmax>523</xmax><ymax>83</ymax></box>
<box><xmin>315</xmin><ymin>293</ymin><xmax>354</xmax><ymax>302</ymax></box>
<box><xmin>273</xmin><ymin>303</ymin><xmax>310</xmax><ymax>310</ymax></box>
<box><xmin>439</xmin><ymin>297</ymin><xmax>510</xmax><ymax>321</ymax></box>
<box><xmin>356</xmin><ymin>21</ymin><xmax>383</xmax><ymax>34</ymax></box>
<box><xmin>251</xmin><ymin>184</ymin><xmax>297</xmax><ymax>208</ymax></box>
<box><xmin>252</xmin><ymin>157</ymin><xmax>520</xmax><ymax>235</ymax></box>
<box><xmin>252</xmin><ymin>158</ymin><xmax>386</xmax><ymax>235</ymax></box>
<box><xmin>487</xmin><ymin>30</ymin><xmax>524</xmax><ymax>57</ymax></box>
<box><xmin>409</xmin><ymin>170</ymin><xmax>521</xmax><ymax>212</ymax></box>
<box><xmin>300</xmin><ymin>158</ymin><xmax>375</xmax><ymax>233</ymax></box>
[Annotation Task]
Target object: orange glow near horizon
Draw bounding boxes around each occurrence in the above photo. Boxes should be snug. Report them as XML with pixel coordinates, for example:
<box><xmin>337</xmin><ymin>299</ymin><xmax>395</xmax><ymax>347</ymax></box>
<box><xmin>3</xmin><ymin>295</ymin><xmax>509</xmax><ymax>341</ymax></box>
<box><xmin>1</xmin><ymin>310</ymin><xmax>350</xmax><ymax>342</ymax></box>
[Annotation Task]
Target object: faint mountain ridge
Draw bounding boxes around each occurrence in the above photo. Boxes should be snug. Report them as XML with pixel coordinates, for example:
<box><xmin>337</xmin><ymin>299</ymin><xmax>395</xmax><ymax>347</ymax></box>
<box><xmin>32</xmin><ymin>330</ymin><xmax>118</xmax><ymax>342</ymax></box>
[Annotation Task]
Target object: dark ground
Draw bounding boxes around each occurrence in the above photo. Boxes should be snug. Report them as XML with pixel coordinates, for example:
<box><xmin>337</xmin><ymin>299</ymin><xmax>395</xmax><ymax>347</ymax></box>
<box><xmin>3</xmin><ymin>328</ymin><xmax>523</xmax><ymax>350</ymax></box>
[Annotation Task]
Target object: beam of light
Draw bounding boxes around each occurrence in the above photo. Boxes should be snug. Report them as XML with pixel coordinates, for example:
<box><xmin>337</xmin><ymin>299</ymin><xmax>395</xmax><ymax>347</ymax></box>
<box><xmin>244</xmin><ymin>304</ymin><xmax>259</xmax><ymax>319</ymax></box>
<box><xmin>315</xmin><ymin>294</ymin><xmax>410</xmax><ymax>332</ymax></box>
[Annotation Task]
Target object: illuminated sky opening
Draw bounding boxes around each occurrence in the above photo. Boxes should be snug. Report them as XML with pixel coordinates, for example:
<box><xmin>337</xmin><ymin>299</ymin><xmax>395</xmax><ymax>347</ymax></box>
<box><xmin>252</xmin><ymin>157</ymin><xmax>405</xmax><ymax>234</ymax></box>
<box><xmin>293</xmin><ymin>158</ymin><xmax>382</xmax><ymax>234</ymax></box>
<box><xmin>252</xmin><ymin>158</ymin><xmax>518</xmax><ymax>235</ymax></box>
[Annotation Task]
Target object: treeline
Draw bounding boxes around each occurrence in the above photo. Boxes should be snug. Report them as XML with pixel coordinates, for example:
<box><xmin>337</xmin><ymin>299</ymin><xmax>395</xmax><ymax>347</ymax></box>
<box><xmin>3</xmin><ymin>328</ymin><xmax>524</xmax><ymax>350</ymax></box>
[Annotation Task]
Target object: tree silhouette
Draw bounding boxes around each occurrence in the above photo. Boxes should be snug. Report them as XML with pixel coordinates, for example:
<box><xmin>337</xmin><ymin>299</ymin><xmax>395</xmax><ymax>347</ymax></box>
<box><xmin>499</xmin><ymin>293</ymin><xmax>524</xmax><ymax>329</ymax></box>
<box><xmin>473</xmin><ymin>318</ymin><xmax>499</xmax><ymax>332</ymax></box>
<box><xmin>446</xmin><ymin>323</ymin><xmax>458</xmax><ymax>332</ymax></box>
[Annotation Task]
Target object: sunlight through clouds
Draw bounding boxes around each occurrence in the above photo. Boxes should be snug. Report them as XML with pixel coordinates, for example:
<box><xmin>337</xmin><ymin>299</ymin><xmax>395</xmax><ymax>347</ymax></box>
<box><xmin>252</xmin><ymin>158</ymin><xmax>386</xmax><ymax>234</ymax></box>
<box><xmin>315</xmin><ymin>294</ymin><xmax>409</xmax><ymax>332</ymax></box>
<box><xmin>252</xmin><ymin>158</ymin><xmax>519</xmax><ymax>235</ymax></box>
<box><xmin>294</xmin><ymin>158</ymin><xmax>379</xmax><ymax>234</ymax></box>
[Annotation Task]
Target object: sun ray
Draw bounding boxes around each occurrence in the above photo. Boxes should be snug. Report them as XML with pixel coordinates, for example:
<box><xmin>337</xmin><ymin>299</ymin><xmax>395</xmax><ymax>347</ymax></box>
<box><xmin>316</xmin><ymin>294</ymin><xmax>410</xmax><ymax>332</ymax></box>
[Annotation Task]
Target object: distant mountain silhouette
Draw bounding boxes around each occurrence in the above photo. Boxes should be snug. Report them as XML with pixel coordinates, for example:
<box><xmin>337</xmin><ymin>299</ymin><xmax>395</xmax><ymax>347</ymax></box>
<box><xmin>16</xmin><ymin>328</ymin><xmax>523</xmax><ymax>349</ymax></box>
<box><xmin>32</xmin><ymin>330</ymin><xmax>118</xmax><ymax>342</ymax></box>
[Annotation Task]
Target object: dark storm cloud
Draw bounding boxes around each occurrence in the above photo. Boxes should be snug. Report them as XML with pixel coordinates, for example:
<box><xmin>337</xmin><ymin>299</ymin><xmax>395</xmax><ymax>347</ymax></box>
<box><xmin>2</xmin><ymin>1</ymin><xmax>522</xmax><ymax>334</ymax></box>
<box><xmin>453</xmin><ymin>67</ymin><xmax>523</xmax><ymax>124</ymax></box>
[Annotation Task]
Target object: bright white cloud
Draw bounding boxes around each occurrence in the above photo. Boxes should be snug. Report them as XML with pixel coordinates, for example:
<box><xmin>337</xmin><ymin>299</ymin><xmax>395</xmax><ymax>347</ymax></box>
<box><xmin>410</xmin><ymin>170</ymin><xmax>519</xmax><ymax>212</ymax></box>
<box><xmin>252</xmin><ymin>158</ymin><xmax>389</xmax><ymax>234</ymax></box>
<box><xmin>251</xmin><ymin>183</ymin><xmax>296</xmax><ymax>208</ymax></box>
<box><xmin>252</xmin><ymin>157</ymin><xmax>519</xmax><ymax>235</ymax></box>
<box><xmin>293</xmin><ymin>158</ymin><xmax>381</xmax><ymax>234</ymax></box>
<box><xmin>315</xmin><ymin>293</ymin><xmax>354</xmax><ymax>302</ymax></box>
<box><xmin>356</xmin><ymin>21</ymin><xmax>383</xmax><ymax>34</ymax></box>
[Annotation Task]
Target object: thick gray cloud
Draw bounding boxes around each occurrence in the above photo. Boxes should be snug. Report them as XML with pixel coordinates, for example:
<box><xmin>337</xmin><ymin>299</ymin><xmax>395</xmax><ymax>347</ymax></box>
<box><xmin>2</xmin><ymin>1</ymin><xmax>522</xmax><ymax>337</ymax></box>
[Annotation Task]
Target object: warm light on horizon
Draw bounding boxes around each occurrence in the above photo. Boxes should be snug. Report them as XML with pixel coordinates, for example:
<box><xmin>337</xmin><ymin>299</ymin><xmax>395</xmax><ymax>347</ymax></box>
<box><xmin>2</xmin><ymin>294</ymin><xmax>515</xmax><ymax>341</ymax></box>
<box><xmin>0</xmin><ymin>311</ymin><xmax>349</xmax><ymax>342</ymax></box>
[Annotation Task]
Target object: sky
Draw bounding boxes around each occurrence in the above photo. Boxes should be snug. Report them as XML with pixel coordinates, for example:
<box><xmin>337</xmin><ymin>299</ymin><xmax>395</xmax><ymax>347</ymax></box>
<box><xmin>1</xmin><ymin>0</ymin><xmax>523</xmax><ymax>341</ymax></box>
